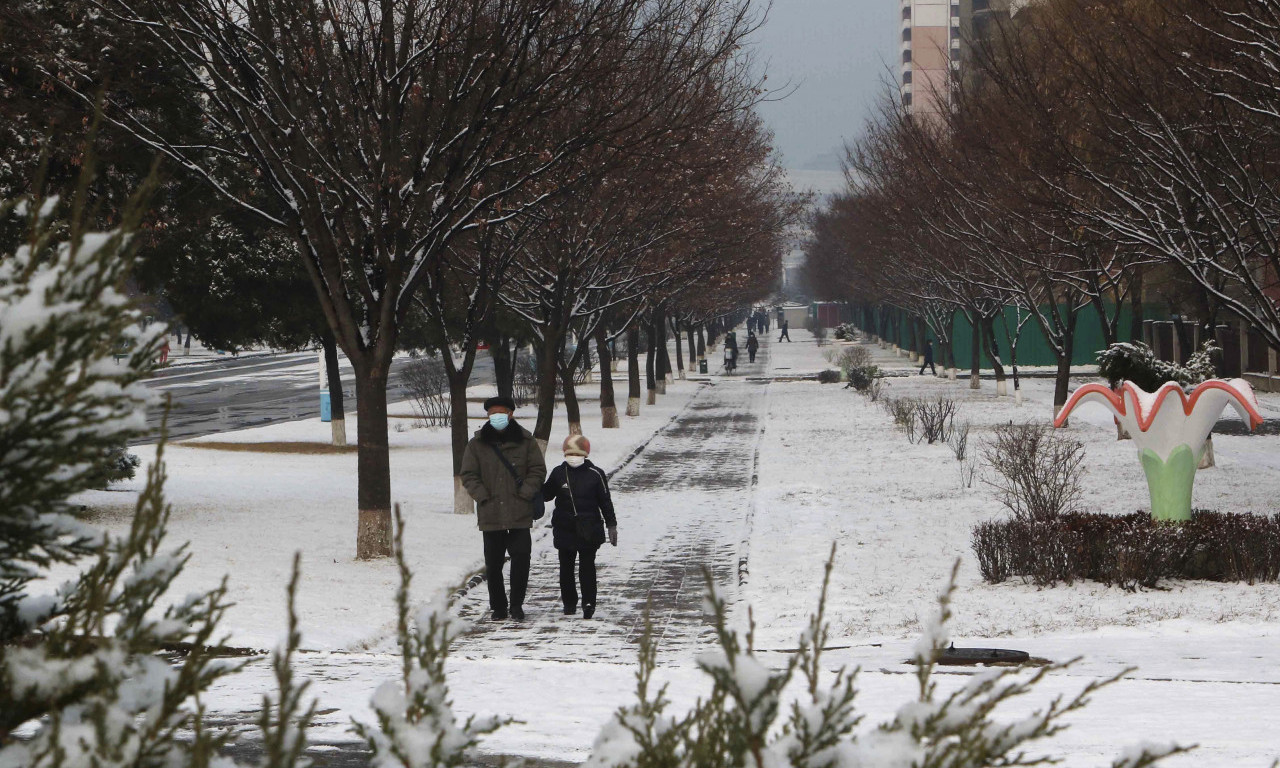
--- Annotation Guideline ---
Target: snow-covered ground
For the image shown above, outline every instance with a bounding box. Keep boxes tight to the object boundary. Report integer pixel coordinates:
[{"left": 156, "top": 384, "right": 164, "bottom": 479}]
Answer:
[
  {"left": 74, "top": 359, "right": 700, "bottom": 652},
  {"left": 73, "top": 330, "right": 1280, "bottom": 766}
]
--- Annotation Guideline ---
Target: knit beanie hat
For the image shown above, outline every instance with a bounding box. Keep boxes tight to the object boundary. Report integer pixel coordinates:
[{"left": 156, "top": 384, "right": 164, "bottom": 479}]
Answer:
[{"left": 562, "top": 434, "right": 591, "bottom": 457}]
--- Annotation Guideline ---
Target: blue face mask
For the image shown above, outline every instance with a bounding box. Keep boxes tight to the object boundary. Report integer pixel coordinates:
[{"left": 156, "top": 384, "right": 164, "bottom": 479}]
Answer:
[{"left": 488, "top": 413, "right": 510, "bottom": 430}]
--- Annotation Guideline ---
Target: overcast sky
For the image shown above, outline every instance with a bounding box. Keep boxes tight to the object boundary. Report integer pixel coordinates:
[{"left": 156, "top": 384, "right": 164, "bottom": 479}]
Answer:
[{"left": 750, "top": 0, "right": 898, "bottom": 171}]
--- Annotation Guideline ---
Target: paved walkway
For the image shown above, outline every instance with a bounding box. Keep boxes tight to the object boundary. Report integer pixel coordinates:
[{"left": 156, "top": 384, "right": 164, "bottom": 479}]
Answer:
[{"left": 452, "top": 334, "right": 771, "bottom": 663}]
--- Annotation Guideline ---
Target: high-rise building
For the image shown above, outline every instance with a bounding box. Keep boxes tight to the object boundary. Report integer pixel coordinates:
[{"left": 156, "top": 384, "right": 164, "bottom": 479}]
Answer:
[
  {"left": 899, "top": 0, "right": 960, "bottom": 122},
  {"left": 900, "top": 0, "right": 1015, "bottom": 121}
]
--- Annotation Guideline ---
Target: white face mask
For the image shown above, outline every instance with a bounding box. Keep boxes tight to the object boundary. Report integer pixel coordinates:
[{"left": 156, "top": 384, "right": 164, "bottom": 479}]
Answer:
[{"left": 565, "top": 456, "right": 586, "bottom": 468}]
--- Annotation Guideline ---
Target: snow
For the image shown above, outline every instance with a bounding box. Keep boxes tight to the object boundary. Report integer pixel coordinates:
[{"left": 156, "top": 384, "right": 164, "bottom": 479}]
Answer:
[
  {"left": 61, "top": 330, "right": 1280, "bottom": 767},
  {"left": 70, "top": 362, "right": 700, "bottom": 651}
]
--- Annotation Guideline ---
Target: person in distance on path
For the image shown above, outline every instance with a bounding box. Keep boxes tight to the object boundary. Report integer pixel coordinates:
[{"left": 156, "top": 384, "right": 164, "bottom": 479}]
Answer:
[
  {"left": 746, "top": 331, "right": 759, "bottom": 363},
  {"left": 919, "top": 339, "right": 937, "bottom": 376},
  {"left": 778, "top": 319, "right": 790, "bottom": 342},
  {"left": 461, "top": 396, "right": 547, "bottom": 622},
  {"left": 543, "top": 434, "right": 617, "bottom": 619}
]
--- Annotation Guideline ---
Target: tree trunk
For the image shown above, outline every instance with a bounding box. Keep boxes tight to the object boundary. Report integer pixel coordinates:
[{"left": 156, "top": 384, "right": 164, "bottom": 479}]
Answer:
[
  {"left": 434, "top": 333, "right": 481, "bottom": 516},
  {"left": 672, "top": 318, "right": 686, "bottom": 379},
  {"left": 321, "top": 330, "right": 347, "bottom": 447},
  {"left": 696, "top": 325, "right": 706, "bottom": 361},
  {"left": 597, "top": 326, "right": 619, "bottom": 428},
  {"left": 490, "top": 333, "right": 516, "bottom": 401},
  {"left": 646, "top": 324, "right": 658, "bottom": 405},
  {"left": 1052, "top": 310, "right": 1079, "bottom": 419},
  {"left": 448, "top": 371, "right": 474, "bottom": 514},
  {"left": 1130, "top": 264, "right": 1145, "bottom": 343},
  {"left": 627, "top": 327, "right": 642, "bottom": 416},
  {"left": 982, "top": 316, "right": 1007, "bottom": 396},
  {"left": 968, "top": 313, "right": 981, "bottom": 389},
  {"left": 533, "top": 332, "right": 561, "bottom": 452},
  {"left": 354, "top": 366, "right": 393, "bottom": 559},
  {"left": 655, "top": 316, "right": 670, "bottom": 393},
  {"left": 686, "top": 324, "right": 698, "bottom": 372},
  {"left": 560, "top": 360, "right": 582, "bottom": 436}
]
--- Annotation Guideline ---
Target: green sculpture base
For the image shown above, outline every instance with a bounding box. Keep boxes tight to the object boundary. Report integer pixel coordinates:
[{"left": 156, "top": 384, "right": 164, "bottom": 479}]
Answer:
[{"left": 1139, "top": 445, "right": 1199, "bottom": 522}]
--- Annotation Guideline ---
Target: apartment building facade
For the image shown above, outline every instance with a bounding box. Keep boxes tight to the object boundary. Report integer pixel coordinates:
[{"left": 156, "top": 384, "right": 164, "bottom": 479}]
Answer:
[{"left": 900, "top": 0, "right": 1014, "bottom": 120}]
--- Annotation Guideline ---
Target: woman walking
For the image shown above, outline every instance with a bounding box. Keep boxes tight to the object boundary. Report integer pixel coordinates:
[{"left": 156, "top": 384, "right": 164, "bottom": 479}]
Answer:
[{"left": 542, "top": 434, "right": 617, "bottom": 619}]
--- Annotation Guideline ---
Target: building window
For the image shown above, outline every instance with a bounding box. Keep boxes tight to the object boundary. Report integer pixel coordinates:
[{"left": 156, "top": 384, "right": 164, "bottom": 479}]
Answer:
[
  {"left": 973, "top": 0, "right": 989, "bottom": 9},
  {"left": 903, "top": 49, "right": 912, "bottom": 63},
  {"left": 902, "top": 28, "right": 912, "bottom": 41},
  {"left": 902, "top": 93, "right": 913, "bottom": 107},
  {"left": 903, "top": 6, "right": 911, "bottom": 19},
  {"left": 952, "top": 3, "right": 960, "bottom": 17},
  {"left": 902, "top": 70, "right": 913, "bottom": 84}
]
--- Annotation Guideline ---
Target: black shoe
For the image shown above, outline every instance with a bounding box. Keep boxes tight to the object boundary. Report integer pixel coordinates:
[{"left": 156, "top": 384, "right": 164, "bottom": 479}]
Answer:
[
  {"left": 583, "top": 604, "right": 595, "bottom": 619},
  {"left": 490, "top": 610, "right": 508, "bottom": 621},
  {"left": 563, "top": 605, "right": 577, "bottom": 616},
  {"left": 511, "top": 606, "right": 525, "bottom": 621}
]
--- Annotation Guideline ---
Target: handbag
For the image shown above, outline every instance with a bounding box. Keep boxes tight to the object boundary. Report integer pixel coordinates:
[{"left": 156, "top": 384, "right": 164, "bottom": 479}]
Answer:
[
  {"left": 564, "top": 464, "right": 605, "bottom": 547},
  {"left": 487, "top": 442, "right": 545, "bottom": 520}
]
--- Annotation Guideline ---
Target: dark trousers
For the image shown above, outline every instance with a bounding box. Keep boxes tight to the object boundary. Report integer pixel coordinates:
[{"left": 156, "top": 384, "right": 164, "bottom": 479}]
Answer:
[
  {"left": 748, "top": 350, "right": 757, "bottom": 362},
  {"left": 919, "top": 360, "right": 937, "bottom": 375},
  {"left": 483, "top": 528, "right": 531, "bottom": 613},
  {"left": 778, "top": 329, "right": 790, "bottom": 342},
  {"left": 558, "top": 544, "right": 598, "bottom": 609}
]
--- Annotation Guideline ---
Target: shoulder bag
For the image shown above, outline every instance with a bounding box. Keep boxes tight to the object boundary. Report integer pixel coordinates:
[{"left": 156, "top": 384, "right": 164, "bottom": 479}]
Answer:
[
  {"left": 564, "top": 463, "right": 605, "bottom": 547},
  {"left": 487, "top": 442, "right": 545, "bottom": 520}
]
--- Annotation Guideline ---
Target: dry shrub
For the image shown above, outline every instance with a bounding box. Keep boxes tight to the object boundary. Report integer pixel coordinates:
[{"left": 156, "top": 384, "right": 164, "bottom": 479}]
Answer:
[
  {"left": 915, "top": 396, "right": 958, "bottom": 444},
  {"left": 973, "top": 511, "right": 1280, "bottom": 589},
  {"left": 983, "top": 422, "right": 1084, "bottom": 522},
  {"left": 402, "top": 356, "right": 451, "bottom": 427},
  {"left": 949, "top": 420, "right": 971, "bottom": 461}
]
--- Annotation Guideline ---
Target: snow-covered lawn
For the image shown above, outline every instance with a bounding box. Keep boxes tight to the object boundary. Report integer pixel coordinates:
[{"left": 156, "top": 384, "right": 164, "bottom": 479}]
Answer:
[
  {"left": 73, "top": 364, "right": 700, "bottom": 651},
  {"left": 748, "top": 333, "right": 1280, "bottom": 646},
  {"left": 69, "top": 330, "right": 1280, "bottom": 767}
]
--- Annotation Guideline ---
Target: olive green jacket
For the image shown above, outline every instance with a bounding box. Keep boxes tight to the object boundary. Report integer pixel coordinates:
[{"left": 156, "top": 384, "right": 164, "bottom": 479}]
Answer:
[{"left": 460, "top": 421, "right": 547, "bottom": 531}]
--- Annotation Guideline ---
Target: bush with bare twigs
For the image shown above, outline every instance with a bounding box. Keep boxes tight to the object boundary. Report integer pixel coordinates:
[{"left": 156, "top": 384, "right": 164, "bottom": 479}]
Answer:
[{"left": 402, "top": 357, "right": 451, "bottom": 427}]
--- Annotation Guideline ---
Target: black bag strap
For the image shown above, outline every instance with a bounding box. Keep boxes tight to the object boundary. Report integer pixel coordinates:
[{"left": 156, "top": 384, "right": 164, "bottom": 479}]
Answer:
[
  {"left": 562, "top": 463, "right": 580, "bottom": 516},
  {"left": 487, "top": 442, "right": 523, "bottom": 487}
]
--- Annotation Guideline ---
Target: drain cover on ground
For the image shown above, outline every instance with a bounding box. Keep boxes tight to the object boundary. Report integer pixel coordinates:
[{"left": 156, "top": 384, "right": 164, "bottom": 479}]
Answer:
[{"left": 937, "top": 645, "right": 1030, "bottom": 665}]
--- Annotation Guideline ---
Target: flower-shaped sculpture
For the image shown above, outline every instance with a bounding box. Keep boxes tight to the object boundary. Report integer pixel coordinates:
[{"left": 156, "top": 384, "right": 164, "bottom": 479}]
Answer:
[{"left": 1054, "top": 379, "right": 1264, "bottom": 522}]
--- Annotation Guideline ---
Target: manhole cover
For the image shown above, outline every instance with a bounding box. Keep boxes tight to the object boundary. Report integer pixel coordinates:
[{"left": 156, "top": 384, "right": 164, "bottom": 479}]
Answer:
[{"left": 936, "top": 645, "right": 1030, "bottom": 665}]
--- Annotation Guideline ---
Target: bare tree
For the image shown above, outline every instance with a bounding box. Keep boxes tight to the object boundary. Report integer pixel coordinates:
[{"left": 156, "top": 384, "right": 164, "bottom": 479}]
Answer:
[{"left": 85, "top": 0, "right": 767, "bottom": 557}]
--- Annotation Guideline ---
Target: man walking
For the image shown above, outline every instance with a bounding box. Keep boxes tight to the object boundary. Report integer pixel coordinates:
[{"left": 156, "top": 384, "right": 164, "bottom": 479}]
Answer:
[
  {"left": 778, "top": 319, "right": 790, "bottom": 342},
  {"left": 919, "top": 339, "right": 937, "bottom": 376},
  {"left": 746, "top": 331, "right": 759, "bottom": 363},
  {"left": 461, "top": 396, "right": 547, "bottom": 621}
]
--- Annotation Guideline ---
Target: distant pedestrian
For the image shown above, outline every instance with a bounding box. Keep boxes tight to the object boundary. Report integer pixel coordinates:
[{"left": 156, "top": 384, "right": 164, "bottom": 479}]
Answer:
[
  {"left": 724, "top": 332, "right": 739, "bottom": 373},
  {"left": 919, "top": 340, "right": 937, "bottom": 376},
  {"left": 747, "top": 314, "right": 756, "bottom": 335},
  {"left": 159, "top": 337, "right": 170, "bottom": 364},
  {"left": 461, "top": 396, "right": 547, "bottom": 622},
  {"left": 543, "top": 434, "right": 616, "bottom": 619},
  {"left": 778, "top": 319, "right": 790, "bottom": 342},
  {"left": 761, "top": 311, "right": 769, "bottom": 332},
  {"left": 746, "top": 332, "right": 759, "bottom": 363}
]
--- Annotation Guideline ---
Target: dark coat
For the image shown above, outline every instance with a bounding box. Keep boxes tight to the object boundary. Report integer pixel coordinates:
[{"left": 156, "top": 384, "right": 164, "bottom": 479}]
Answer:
[
  {"left": 460, "top": 420, "right": 547, "bottom": 531},
  {"left": 541, "top": 460, "right": 616, "bottom": 550},
  {"left": 923, "top": 343, "right": 935, "bottom": 364},
  {"left": 746, "top": 335, "right": 759, "bottom": 354}
]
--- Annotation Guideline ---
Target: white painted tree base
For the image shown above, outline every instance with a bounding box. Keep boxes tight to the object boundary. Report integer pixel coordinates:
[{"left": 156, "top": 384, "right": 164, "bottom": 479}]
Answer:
[
  {"left": 331, "top": 418, "right": 347, "bottom": 447},
  {"left": 626, "top": 397, "right": 640, "bottom": 417},
  {"left": 453, "top": 476, "right": 473, "bottom": 515}
]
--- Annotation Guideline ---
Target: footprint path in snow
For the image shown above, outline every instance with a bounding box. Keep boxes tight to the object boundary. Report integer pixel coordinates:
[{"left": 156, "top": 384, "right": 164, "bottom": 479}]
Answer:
[{"left": 452, "top": 337, "right": 771, "bottom": 664}]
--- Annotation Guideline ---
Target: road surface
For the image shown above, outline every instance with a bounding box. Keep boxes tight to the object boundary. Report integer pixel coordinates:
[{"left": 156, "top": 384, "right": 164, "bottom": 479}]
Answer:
[{"left": 141, "top": 352, "right": 496, "bottom": 442}]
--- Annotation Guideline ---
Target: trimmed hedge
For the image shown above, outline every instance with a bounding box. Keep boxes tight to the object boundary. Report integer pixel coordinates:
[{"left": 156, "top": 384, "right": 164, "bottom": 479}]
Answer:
[{"left": 973, "top": 510, "right": 1280, "bottom": 589}]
